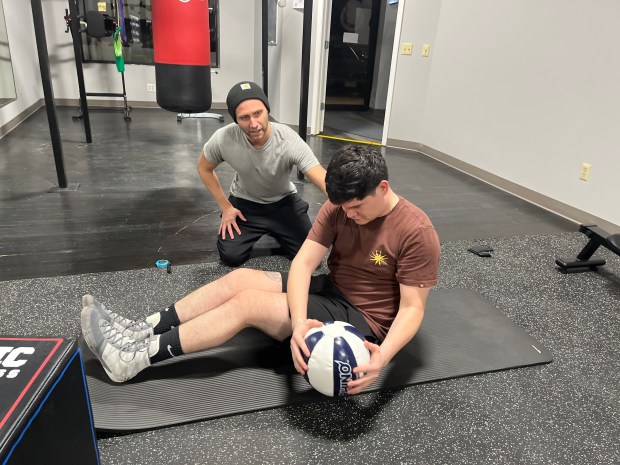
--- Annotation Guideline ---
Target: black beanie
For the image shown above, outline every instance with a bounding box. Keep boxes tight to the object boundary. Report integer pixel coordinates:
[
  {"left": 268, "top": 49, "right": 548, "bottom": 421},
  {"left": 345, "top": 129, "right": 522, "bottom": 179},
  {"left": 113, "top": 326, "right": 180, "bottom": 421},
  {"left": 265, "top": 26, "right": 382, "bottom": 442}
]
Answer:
[{"left": 226, "top": 81, "right": 270, "bottom": 123}]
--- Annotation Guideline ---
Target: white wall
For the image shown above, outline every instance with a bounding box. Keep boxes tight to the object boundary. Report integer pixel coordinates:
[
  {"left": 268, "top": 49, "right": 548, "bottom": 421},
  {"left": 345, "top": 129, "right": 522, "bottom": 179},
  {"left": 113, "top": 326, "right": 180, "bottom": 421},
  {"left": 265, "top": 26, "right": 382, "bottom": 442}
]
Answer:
[
  {"left": 386, "top": 0, "right": 441, "bottom": 142},
  {"left": 388, "top": 0, "right": 620, "bottom": 228},
  {"left": 0, "top": 0, "right": 42, "bottom": 129},
  {"left": 268, "top": 3, "right": 306, "bottom": 125}
]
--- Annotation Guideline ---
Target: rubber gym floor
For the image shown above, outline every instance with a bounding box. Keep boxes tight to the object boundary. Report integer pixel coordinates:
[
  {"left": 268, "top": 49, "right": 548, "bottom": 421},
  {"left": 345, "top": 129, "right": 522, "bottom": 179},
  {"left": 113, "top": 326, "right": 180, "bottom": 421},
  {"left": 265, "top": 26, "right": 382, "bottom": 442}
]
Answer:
[{"left": 1, "top": 106, "right": 618, "bottom": 464}]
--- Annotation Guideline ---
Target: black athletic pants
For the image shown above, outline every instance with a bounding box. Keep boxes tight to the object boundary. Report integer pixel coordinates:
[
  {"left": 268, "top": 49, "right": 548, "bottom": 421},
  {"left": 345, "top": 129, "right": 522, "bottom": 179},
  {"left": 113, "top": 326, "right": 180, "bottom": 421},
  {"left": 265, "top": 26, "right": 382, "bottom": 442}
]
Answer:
[{"left": 217, "top": 194, "right": 311, "bottom": 267}]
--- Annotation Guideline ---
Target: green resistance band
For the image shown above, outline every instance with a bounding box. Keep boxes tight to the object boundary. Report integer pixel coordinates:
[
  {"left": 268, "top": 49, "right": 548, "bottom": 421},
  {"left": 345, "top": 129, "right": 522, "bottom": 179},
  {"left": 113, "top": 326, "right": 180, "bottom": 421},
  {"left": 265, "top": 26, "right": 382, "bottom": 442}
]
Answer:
[{"left": 113, "top": 27, "right": 125, "bottom": 72}]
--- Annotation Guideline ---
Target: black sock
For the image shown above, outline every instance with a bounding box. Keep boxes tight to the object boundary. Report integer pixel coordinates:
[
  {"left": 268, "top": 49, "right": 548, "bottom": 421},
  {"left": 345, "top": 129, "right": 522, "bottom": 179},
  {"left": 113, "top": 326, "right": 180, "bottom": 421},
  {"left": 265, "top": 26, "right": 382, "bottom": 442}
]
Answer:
[
  {"left": 149, "top": 326, "right": 184, "bottom": 364},
  {"left": 152, "top": 303, "right": 181, "bottom": 335}
]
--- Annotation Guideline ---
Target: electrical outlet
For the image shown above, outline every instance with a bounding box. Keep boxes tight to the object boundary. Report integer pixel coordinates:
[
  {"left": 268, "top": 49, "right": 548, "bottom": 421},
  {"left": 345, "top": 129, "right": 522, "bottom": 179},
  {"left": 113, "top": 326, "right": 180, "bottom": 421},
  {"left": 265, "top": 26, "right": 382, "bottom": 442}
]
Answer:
[
  {"left": 401, "top": 43, "right": 413, "bottom": 55},
  {"left": 579, "top": 162, "right": 592, "bottom": 181},
  {"left": 422, "top": 44, "right": 431, "bottom": 57},
  {"left": 147, "top": 83, "right": 156, "bottom": 92}
]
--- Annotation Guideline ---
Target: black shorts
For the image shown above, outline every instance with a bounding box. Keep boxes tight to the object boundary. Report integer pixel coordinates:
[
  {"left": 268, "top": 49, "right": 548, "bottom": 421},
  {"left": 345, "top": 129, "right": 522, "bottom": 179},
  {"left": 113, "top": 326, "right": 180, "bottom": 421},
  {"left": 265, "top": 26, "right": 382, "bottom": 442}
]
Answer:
[{"left": 281, "top": 273, "right": 378, "bottom": 342}]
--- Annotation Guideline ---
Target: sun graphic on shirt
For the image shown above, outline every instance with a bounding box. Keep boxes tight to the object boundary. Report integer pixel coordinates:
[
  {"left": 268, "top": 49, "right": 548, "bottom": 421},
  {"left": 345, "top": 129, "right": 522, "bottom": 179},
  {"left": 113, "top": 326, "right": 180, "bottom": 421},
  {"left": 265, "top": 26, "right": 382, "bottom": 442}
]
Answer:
[{"left": 370, "top": 250, "right": 388, "bottom": 266}]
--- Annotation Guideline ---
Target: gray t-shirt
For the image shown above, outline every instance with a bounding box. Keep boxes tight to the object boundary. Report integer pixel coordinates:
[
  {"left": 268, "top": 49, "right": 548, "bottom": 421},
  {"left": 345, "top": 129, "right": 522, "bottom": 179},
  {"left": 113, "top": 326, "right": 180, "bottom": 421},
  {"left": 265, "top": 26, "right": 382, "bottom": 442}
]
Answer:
[{"left": 202, "top": 122, "right": 320, "bottom": 203}]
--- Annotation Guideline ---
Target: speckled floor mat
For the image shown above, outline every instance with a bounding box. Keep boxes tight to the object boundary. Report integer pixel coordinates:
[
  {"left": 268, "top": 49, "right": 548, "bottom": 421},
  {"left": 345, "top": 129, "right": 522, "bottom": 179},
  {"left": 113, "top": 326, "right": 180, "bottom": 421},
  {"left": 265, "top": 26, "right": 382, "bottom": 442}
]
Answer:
[{"left": 2, "top": 231, "right": 618, "bottom": 447}]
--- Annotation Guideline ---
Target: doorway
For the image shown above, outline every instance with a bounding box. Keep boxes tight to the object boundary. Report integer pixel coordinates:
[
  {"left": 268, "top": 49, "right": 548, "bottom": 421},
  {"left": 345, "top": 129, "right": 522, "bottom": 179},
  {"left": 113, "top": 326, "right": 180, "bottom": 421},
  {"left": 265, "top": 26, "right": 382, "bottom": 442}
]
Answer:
[
  {"left": 325, "top": 0, "right": 381, "bottom": 110},
  {"left": 321, "top": 0, "right": 395, "bottom": 142}
]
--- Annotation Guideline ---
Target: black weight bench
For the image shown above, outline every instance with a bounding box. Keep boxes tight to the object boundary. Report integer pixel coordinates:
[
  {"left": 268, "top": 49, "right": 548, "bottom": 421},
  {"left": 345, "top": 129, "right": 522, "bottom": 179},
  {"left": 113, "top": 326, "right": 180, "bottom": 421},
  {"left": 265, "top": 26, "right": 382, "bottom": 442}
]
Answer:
[{"left": 555, "top": 224, "right": 620, "bottom": 271}]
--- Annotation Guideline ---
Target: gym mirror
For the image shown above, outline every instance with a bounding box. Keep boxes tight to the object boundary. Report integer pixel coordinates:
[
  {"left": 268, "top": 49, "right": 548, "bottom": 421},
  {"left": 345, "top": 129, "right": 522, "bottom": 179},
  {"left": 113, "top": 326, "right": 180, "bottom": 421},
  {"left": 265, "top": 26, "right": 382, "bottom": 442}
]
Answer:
[{"left": 0, "top": 0, "right": 17, "bottom": 107}]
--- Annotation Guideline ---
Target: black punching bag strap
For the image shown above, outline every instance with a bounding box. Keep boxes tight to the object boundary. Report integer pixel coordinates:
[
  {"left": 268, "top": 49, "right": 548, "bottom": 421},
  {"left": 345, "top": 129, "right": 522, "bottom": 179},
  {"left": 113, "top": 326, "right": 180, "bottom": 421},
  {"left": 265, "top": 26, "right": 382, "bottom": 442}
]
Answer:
[{"left": 152, "top": 0, "right": 212, "bottom": 113}]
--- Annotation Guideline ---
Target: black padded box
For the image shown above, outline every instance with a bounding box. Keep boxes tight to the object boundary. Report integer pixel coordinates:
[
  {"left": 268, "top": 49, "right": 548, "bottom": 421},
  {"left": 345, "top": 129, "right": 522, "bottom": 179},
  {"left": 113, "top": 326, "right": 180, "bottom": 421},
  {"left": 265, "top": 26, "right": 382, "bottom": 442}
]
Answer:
[{"left": 0, "top": 337, "right": 99, "bottom": 464}]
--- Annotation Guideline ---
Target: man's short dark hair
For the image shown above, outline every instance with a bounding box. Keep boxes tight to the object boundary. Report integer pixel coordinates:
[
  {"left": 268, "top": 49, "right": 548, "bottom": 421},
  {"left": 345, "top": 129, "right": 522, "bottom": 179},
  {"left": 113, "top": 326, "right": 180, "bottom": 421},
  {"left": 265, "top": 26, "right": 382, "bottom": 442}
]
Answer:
[{"left": 325, "top": 145, "right": 389, "bottom": 205}]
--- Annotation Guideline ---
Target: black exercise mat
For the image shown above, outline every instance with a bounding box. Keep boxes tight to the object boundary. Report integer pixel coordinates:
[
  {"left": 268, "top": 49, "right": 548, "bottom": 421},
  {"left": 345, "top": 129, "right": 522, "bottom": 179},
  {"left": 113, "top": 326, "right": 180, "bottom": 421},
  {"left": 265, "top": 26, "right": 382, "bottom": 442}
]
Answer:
[{"left": 83, "top": 288, "right": 552, "bottom": 431}]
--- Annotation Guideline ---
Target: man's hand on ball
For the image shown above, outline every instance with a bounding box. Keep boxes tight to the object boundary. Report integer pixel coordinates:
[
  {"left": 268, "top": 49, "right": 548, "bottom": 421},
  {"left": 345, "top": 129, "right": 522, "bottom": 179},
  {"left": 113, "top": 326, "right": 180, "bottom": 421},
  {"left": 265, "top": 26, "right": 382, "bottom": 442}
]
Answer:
[
  {"left": 290, "top": 318, "right": 323, "bottom": 375},
  {"left": 347, "top": 340, "right": 383, "bottom": 395}
]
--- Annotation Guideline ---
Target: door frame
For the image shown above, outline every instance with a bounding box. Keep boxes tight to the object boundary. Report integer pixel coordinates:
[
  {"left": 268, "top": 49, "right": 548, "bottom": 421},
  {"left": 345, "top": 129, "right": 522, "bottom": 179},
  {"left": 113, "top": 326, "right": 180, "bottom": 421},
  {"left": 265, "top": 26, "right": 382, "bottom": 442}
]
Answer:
[{"left": 309, "top": 0, "right": 332, "bottom": 136}]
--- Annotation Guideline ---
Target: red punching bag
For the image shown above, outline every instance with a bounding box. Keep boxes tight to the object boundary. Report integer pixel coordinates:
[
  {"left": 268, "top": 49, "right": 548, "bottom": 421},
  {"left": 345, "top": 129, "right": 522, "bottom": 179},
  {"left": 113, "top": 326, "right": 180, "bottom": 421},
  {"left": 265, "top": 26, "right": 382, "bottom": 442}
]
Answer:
[{"left": 152, "top": 0, "right": 212, "bottom": 113}]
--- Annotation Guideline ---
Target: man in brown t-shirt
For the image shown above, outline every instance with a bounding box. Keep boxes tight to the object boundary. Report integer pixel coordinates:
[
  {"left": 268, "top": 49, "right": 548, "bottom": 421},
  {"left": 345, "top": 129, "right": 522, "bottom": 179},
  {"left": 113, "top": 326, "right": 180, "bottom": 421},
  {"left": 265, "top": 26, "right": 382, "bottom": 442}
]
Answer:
[
  {"left": 288, "top": 145, "right": 440, "bottom": 394},
  {"left": 80, "top": 146, "right": 440, "bottom": 393}
]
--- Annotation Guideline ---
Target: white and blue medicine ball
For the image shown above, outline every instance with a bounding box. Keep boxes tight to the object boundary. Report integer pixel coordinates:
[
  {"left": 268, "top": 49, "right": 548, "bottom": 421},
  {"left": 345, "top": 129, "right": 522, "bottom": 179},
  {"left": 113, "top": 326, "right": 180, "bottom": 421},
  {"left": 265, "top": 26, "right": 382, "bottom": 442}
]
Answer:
[{"left": 303, "top": 321, "right": 371, "bottom": 397}]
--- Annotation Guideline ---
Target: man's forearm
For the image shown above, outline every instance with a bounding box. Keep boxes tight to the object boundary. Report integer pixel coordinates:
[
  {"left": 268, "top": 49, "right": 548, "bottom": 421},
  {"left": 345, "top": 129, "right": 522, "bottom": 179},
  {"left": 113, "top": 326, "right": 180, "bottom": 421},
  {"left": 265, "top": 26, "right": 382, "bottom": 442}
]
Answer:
[
  {"left": 303, "top": 164, "right": 327, "bottom": 195},
  {"left": 287, "top": 240, "right": 329, "bottom": 330},
  {"left": 287, "top": 259, "right": 313, "bottom": 328},
  {"left": 379, "top": 306, "right": 424, "bottom": 366}
]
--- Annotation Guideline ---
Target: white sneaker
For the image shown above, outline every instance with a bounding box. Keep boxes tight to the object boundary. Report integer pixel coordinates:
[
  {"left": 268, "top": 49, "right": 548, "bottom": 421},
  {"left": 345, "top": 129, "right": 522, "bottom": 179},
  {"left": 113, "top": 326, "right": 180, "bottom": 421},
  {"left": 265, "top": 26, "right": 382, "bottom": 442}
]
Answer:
[
  {"left": 82, "top": 306, "right": 152, "bottom": 383},
  {"left": 82, "top": 294, "right": 153, "bottom": 341}
]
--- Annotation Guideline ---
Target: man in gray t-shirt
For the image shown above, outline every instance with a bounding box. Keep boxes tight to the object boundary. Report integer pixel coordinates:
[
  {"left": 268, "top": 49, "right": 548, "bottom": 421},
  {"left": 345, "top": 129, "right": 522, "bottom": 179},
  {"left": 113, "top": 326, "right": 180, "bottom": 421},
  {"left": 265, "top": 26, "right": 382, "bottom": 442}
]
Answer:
[{"left": 198, "top": 81, "right": 327, "bottom": 266}]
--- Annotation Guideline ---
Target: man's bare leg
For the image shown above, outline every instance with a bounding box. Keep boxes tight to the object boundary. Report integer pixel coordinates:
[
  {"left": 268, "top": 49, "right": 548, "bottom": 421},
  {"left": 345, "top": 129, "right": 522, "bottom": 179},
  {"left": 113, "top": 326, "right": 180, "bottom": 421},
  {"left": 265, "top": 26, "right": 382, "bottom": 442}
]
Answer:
[
  {"left": 178, "top": 288, "right": 292, "bottom": 353},
  {"left": 81, "top": 268, "right": 285, "bottom": 349},
  {"left": 141, "top": 268, "right": 283, "bottom": 335},
  {"left": 174, "top": 268, "right": 283, "bottom": 323}
]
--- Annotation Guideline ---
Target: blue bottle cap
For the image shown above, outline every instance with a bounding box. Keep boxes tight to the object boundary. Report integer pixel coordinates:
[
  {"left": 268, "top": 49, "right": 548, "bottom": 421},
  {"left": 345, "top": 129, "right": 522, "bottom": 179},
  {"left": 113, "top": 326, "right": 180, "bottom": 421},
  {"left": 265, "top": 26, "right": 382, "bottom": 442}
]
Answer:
[{"left": 155, "top": 259, "right": 170, "bottom": 268}]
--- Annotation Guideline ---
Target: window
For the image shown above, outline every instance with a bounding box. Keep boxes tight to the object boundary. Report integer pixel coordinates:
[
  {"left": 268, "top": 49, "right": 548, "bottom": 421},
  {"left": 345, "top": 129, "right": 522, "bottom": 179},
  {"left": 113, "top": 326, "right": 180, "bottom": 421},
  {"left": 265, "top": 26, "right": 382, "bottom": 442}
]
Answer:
[{"left": 77, "top": 0, "right": 219, "bottom": 68}]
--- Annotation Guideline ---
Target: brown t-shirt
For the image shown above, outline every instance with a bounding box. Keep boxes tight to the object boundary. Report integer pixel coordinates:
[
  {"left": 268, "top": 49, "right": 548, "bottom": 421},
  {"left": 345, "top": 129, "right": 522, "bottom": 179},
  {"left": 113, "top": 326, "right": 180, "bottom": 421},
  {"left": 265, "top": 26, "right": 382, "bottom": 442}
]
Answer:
[{"left": 307, "top": 196, "right": 440, "bottom": 340}]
